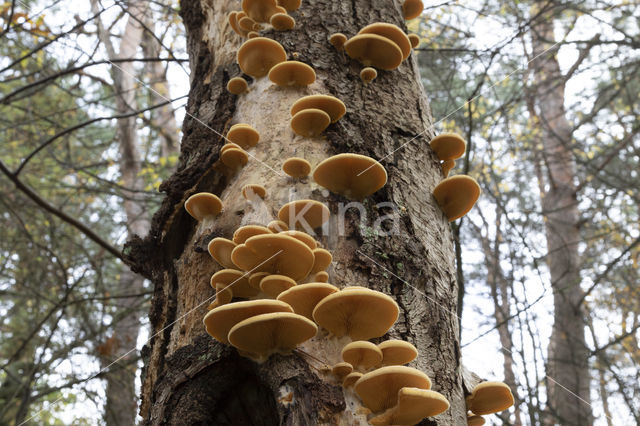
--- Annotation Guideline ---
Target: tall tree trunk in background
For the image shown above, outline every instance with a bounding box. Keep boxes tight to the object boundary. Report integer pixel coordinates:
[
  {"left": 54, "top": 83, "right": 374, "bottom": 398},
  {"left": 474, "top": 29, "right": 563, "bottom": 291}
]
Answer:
[
  {"left": 125, "top": 0, "right": 474, "bottom": 423},
  {"left": 93, "top": 2, "right": 151, "bottom": 424},
  {"left": 530, "top": 2, "right": 592, "bottom": 424}
]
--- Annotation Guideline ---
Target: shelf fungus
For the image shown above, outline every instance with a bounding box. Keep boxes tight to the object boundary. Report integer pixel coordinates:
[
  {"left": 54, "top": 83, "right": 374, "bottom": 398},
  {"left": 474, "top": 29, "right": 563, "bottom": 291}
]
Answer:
[
  {"left": 378, "top": 340, "right": 418, "bottom": 366},
  {"left": 291, "top": 94, "right": 346, "bottom": 123},
  {"left": 369, "top": 387, "right": 450, "bottom": 425},
  {"left": 237, "top": 37, "right": 287, "bottom": 78},
  {"left": 270, "top": 13, "right": 295, "bottom": 31},
  {"left": 408, "top": 33, "right": 420, "bottom": 48},
  {"left": 282, "top": 157, "right": 312, "bottom": 178},
  {"left": 313, "top": 271, "right": 329, "bottom": 282},
  {"left": 203, "top": 299, "right": 293, "bottom": 344},
  {"left": 220, "top": 147, "right": 249, "bottom": 169},
  {"left": 441, "top": 159, "right": 455, "bottom": 178},
  {"left": 248, "top": 271, "right": 270, "bottom": 290},
  {"left": 313, "top": 153, "right": 387, "bottom": 200},
  {"left": 231, "top": 234, "right": 314, "bottom": 281},
  {"left": 430, "top": 132, "right": 467, "bottom": 161},
  {"left": 291, "top": 108, "right": 331, "bottom": 137},
  {"left": 432, "top": 175, "right": 481, "bottom": 221},
  {"left": 211, "top": 269, "right": 259, "bottom": 299},
  {"left": 343, "top": 371, "right": 363, "bottom": 388},
  {"left": 360, "top": 67, "right": 377, "bottom": 84},
  {"left": 354, "top": 366, "right": 432, "bottom": 412},
  {"left": 277, "top": 0, "right": 300, "bottom": 12},
  {"left": 310, "top": 248, "right": 332, "bottom": 273},
  {"left": 241, "top": 184, "right": 267, "bottom": 200},
  {"left": 208, "top": 237, "right": 237, "bottom": 269},
  {"left": 232, "top": 225, "right": 272, "bottom": 244},
  {"left": 269, "top": 61, "right": 316, "bottom": 87},
  {"left": 227, "top": 124, "right": 260, "bottom": 149},
  {"left": 267, "top": 219, "right": 289, "bottom": 233},
  {"left": 359, "top": 23, "right": 411, "bottom": 61},
  {"left": 341, "top": 341, "right": 383, "bottom": 371},
  {"left": 242, "top": 0, "right": 280, "bottom": 23},
  {"left": 329, "top": 33, "right": 348, "bottom": 51},
  {"left": 402, "top": 0, "right": 424, "bottom": 20},
  {"left": 332, "top": 362, "right": 353, "bottom": 379},
  {"left": 278, "top": 199, "right": 330, "bottom": 229},
  {"left": 260, "top": 274, "right": 297, "bottom": 298},
  {"left": 208, "top": 282, "right": 233, "bottom": 310},
  {"left": 184, "top": 193, "right": 223, "bottom": 228},
  {"left": 312, "top": 287, "right": 399, "bottom": 340},
  {"left": 277, "top": 283, "right": 338, "bottom": 320},
  {"left": 228, "top": 312, "right": 318, "bottom": 362},
  {"left": 228, "top": 11, "right": 248, "bottom": 37},
  {"left": 466, "top": 381, "right": 514, "bottom": 415},
  {"left": 227, "top": 76, "right": 249, "bottom": 94},
  {"left": 467, "top": 414, "right": 486, "bottom": 425},
  {"left": 345, "top": 34, "right": 403, "bottom": 70}
]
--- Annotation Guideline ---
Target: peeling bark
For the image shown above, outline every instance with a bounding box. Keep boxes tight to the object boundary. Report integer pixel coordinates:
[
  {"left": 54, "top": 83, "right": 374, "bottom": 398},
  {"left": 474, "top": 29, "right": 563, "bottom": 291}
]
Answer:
[{"left": 125, "top": 0, "right": 468, "bottom": 424}]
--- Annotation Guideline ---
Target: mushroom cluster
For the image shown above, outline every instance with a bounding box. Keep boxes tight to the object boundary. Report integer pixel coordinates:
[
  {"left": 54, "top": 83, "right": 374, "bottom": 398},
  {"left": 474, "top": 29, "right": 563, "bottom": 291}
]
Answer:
[
  {"left": 465, "top": 381, "right": 515, "bottom": 424},
  {"left": 290, "top": 94, "right": 346, "bottom": 137},
  {"left": 228, "top": 0, "right": 299, "bottom": 40}
]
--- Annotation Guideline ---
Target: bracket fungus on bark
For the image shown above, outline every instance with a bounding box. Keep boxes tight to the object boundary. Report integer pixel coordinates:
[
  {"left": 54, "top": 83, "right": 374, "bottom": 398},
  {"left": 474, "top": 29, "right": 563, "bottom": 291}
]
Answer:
[
  {"left": 228, "top": 312, "right": 318, "bottom": 363},
  {"left": 267, "top": 219, "right": 289, "bottom": 233},
  {"left": 260, "top": 274, "right": 296, "bottom": 297},
  {"left": 184, "top": 192, "right": 223, "bottom": 223},
  {"left": 430, "top": 132, "right": 466, "bottom": 161},
  {"left": 279, "top": 230, "right": 317, "bottom": 250},
  {"left": 208, "top": 237, "right": 237, "bottom": 269},
  {"left": 378, "top": 340, "right": 418, "bottom": 366},
  {"left": 282, "top": 157, "right": 312, "bottom": 178},
  {"left": 231, "top": 234, "right": 314, "bottom": 281},
  {"left": 441, "top": 159, "right": 455, "bottom": 178},
  {"left": 359, "top": 23, "right": 411, "bottom": 61},
  {"left": 344, "top": 34, "right": 403, "bottom": 70},
  {"left": 208, "top": 282, "right": 233, "bottom": 310},
  {"left": 354, "top": 366, "right": 432, "bottom": 412},
  {"left": 369, "top": 387, "right": 450, "bottom": 425},
  {"left": 227, "top": 76, "right": 249, "bottom": 94},
  {"left": 343, "top": 371, "right": 363, "bottom": 388},
  {"left": 290, "top": 94, "right": 346, "bottom": 123},
  {"left": 276, "top": 282, "right": 338, "bottom": 320},
  {"left": 248, "top": 271, "right": 270, "bottom": 290},
  {"left": 313, "top": 153, "right": 387, "bottom": 200},
  {"left": 313, "top": 271, "right": 329, "bottom": 282},
  {"left": 269, "top": 61, "right": 316, "bottom": 87},
  {"left": 221, "top": 147, "right": 249, "bottom": 169},
  {"left": 241, "top": 183, "right": 267, "bottom": 200},
  {"left": 466, "top": 381, "right": 514, "bottom": 415},
  {"left": 332, "top": 362, "right": 354, "bottom": 379},
  {"left": 291, "top": 108, "right": 331, "bottom": 137},
  {"left": 408, "top": 33, "right": 420, "bottom": 48},
  {"left": 233, "top": 225, "right": 272, "bottom": 244},
  {"left": 270, "top": 13, "right": 295, "bottom": 31},
  {"left": 277, "top": 0, "right": 300, "bottom": 12},
  {"left": 238, "top": 15, "right": 257, "bottom": 32},
  {"left": 329, "top": 32, "right": 348, "bottom": 50},
  {"left": 310, "top": 248, "right": 332, "bottom": 273},
  {"left": 211, "top": 269, "right": 259, "bottom": 298},
  {"left": 432, "top": 175, "right": 481, "bottom": 221},
  {"left": 341, "top": 341, "right": 383, "bottom": 371},
  {"left": 203, "top": 299, "right": 293, "bottom": 345},
  {"left": 312, "top": 287, "right": 399, "bottom": 340},
  {"left": 237, "top": 37, "right": 287, "bottom": 77},
  {"left": 360, "top": 67, "right": 377, "bottom": 84},
  {"left": 227, "top": 124, "right": 260, "bottom": 149},
  {"left": 242, "top": 0, "right": 280, "bottom": 22},
  {"left": 402, "top": 0, "right": 424, "bottom": 20},
  {"left": 278, "top": 199, "right": 330, "bottom": 229},
  {"left": 467, "top": 414, "right": 486, "bottom": 425}
]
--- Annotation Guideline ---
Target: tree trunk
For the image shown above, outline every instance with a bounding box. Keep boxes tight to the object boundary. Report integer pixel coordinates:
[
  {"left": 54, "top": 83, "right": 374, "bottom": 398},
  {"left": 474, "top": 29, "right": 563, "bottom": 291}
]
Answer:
[
  {"left": 530, "top": 2, "right": 592, "bottom": 425},
  {"left": 125, "top": 0, "right": 469, "bottom": 424}
]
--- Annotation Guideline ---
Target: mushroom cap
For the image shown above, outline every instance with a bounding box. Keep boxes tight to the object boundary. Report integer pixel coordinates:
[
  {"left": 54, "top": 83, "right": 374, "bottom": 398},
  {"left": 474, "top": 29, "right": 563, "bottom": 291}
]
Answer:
[
  {"left": 311, "top": 248, "right": 332, "bottom": 273},
  {"left": 467, "top": 381, "right": 514, "bottom": 415},
  {"left": 343, "top": 371, "right": 363, "bottom": 387},
  {"left": 312, "top": 288, "right": 399, "bottom": 340},
  {"left": 208, "top": 237, "right": 238, "bottom": 269},
  {"left": 467, "top": 415, "right": 486, "bottom": 425},
  {"left": 209, "top": 282, "right": 233, "bottom": 310},
  {"left": 227, "top": 76, "right": 249, "bottom": 94},
  {"left": 247, "top": 31, "right": 260, "bottom": 39},
  {"left": 242, "top": 184, "right": 267, "bottom": 200},
  {"left": 228, "top": 11, "right": 245, "bottom": 37},
  {"left": 260, "top": 274, "right": 297, "bottom": 297},
  {"left": 408, "top": 33, "right": 420, "bottom": 48},
  {"left": 276, "top": 282, "right": 338, "bottom": 319},
  {"left": 269, "top": 61, "right": 315, "bottom": 87},
  {"left": 329, "top": 33, "right": 348, "bottom": 50},
  {"left": 203, "top": 299, "right": 293, "bottom": 344},
  {"left": 441, "top": 159, "right": 455, "bottom": 178},
  {"left": 248, "top": 271, "right": 270, "bottom": 290},
  {"left": 332, "top": 362, "right": 353, "bottom": 379},
  {"left": 233, "top": 225, "right": 272, "bottom": 244},
  {"left": 359, "top": 23, "right": 411, "bottom": 61},
  {"left": 278, "top": 199, "right": 330, "bottom": 229},
  {"left": 402, "top": 0, "right": 424, "bottom": 20},
  {"left": 277, "top": 0, "right": 300, "bottom": 11},
  {"left": 185, "top": 193, "right": 223, "bottom": 221},
  {"left": 344, "top": 34, "right": 403, "bottom": 70},
  {"left": 267, "top": 219, "right": 289, "bottom": 233},
  {"left": 221, "top": 147, "right": 249, "bottom": 168},
  {"left": 432, "top": 175, "right": 481, "bottom": 221},
  {"left": 313, "top": 271, "right": 329, "bottom": 282},
  {"left": 360, "top": 67, "right": 378, "bottom": 83},
  {"left": 342, "top": 341, "right": 383, "bottom": 370},
  {"left": 228, "top": 312, "right": 318, "bottom": 361},
  {"left": 354, "top": 366, "right": 432, "bottom": 412},
  {"left": 270, "top": 12, "right": 295, "bottom": 30},
  {"left": 231, "top": 234, "right": 314, "bottom": 281},
  {"left": 290, "top": 108, "right": 331, "bottom": 137},
  {"left": 279, "top": 230, "right": 317, "bottom": 250},
  {"left": 211, "top": 269, "right": 259, "bottom": 298},
  {"left": 290, "top": 94, "right": 346, "bottom": 123},
  {"left": 221, "top": 142, "right": 243, "bottom": 154},
  {"left": 238, "top": 15, "right": 257, "bottom": 32},
  {"left": 282, "top": 157, "right": 312, "bottom": 178},
  {"left": 237, "top": 37, "right": 287, "bottom": 77},
  {"left": 370, "top": 388, "right": 450, "bottom": 425},
  {"left": 227, "top": 124, "right": 260, "bottom": 149},
  {"left": 242, "top": 0, "right": 279, "bottom": 22},
  {"left": 378, "top": 340, "right": 418, "bottom": 366},
  {"left": 430, "top": 133, "right": 466, "bottom": 161},
  {"left": 313, "top": 153, "right": 387, "bottom": 200}
]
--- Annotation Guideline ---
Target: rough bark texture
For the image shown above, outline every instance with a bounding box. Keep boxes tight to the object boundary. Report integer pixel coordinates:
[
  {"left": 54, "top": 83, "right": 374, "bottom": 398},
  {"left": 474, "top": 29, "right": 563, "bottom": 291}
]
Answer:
[
  {"left": 530, "top": 3, "right": 592, "bottom": 425},
  {"left": 125, "top": 0, "right": 469, "bottom": 424}
]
